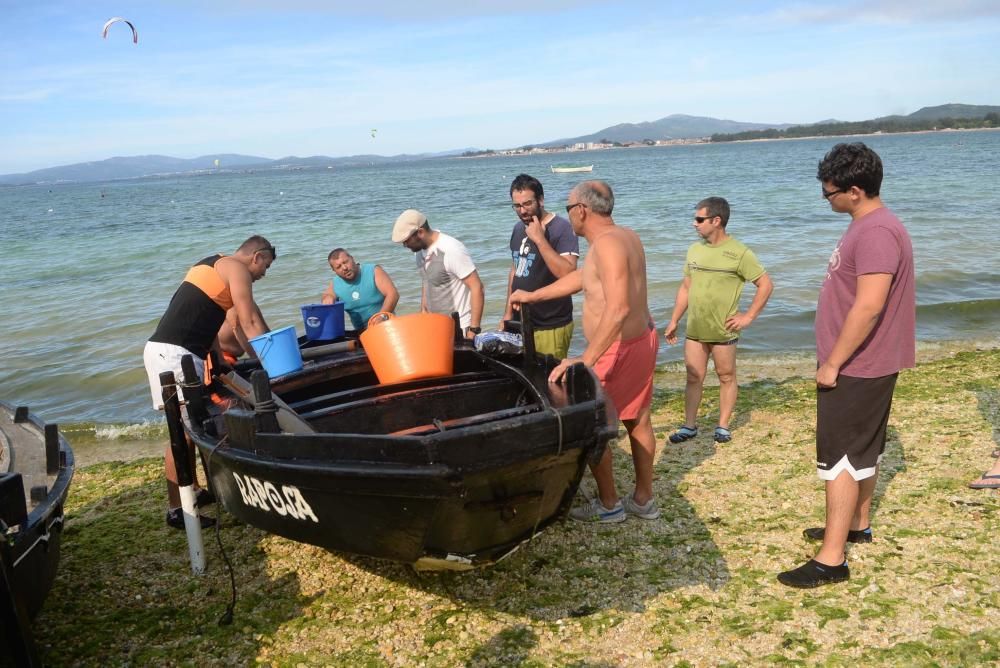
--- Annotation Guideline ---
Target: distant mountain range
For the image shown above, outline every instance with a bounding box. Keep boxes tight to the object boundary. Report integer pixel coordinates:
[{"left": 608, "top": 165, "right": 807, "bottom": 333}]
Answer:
[
  {"left": 540, "top": 104, "right": 999, "bottom": 147},
  {"left": 3, "top": 104, "right": 996, "bottom": 185},
  {"left": 537, "top": 114, "right": 797, "bottom": 146},
  {"left": 0, "top": 150, "right": 472, "bottom": 186}
]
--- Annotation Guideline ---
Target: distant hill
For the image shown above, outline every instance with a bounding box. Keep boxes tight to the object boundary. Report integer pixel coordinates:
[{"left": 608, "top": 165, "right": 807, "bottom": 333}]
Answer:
[
  {"left": 0, "top": 149, "right": 472, "bottom": 185},
  {"left": 710, "top": 104, "right": 1000, "bottom": 142},
  {"left": 5, "top": 104, "right": 997, "bottom": 184},
  {"left": 0, "top": 154, "right": 271, "bottom": 185},
  {"left": 904, "top": 103, "right": 1000, "bottom": 120},
  {"left": 539, "top": 114, "right": 794, "bottom": 146}
]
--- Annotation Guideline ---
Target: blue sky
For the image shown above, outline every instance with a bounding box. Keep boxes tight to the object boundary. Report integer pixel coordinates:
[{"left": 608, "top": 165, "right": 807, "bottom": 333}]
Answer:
[{"left": 2, "top": 0, "right": 998, "bottom": 174}]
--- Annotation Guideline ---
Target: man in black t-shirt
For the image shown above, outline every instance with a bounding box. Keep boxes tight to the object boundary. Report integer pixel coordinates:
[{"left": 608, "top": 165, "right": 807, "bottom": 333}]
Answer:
[{"left": 500, "top": 174, "right": 580, "bottom": 358}]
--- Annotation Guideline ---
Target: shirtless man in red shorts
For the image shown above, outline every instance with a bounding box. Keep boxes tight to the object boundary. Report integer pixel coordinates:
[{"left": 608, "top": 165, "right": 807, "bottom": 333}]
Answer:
[{"left": 511, "top": 181, "right": 659, "bottom": 523}]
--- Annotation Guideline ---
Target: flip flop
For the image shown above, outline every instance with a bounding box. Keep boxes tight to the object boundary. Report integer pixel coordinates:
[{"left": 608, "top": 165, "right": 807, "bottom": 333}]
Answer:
[
  {"left": 968, "top": 474, "right": 1000, "bottom": 490},
  {"left": 714, "top": 426, "right": 732, "bottom": 443}
]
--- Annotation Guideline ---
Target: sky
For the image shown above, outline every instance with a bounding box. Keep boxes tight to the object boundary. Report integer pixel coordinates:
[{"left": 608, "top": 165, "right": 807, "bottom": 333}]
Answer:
[{"left": 2, "top": 0, "right": 999, "bottom": 174}]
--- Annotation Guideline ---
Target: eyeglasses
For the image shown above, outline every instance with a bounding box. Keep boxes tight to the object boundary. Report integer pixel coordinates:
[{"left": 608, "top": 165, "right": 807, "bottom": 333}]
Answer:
[
  {"left": 694, "top": 215, "right": 717, "bottom": 223},
  {"left": 565, "top": 203, "right": 586, "bottom": 214},
  {"left": 511, "top": 199, "right": 536, "bottom": 210},
  {"left": 822, "top": 187, "right": 847, "bottom": 199}
]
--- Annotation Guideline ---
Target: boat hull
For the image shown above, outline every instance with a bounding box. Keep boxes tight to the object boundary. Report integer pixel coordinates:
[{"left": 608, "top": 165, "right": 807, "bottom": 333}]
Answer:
[
  {"left": 0, "top": 402, "right": 75, "bottom": 624},
  {"left": 188, "top": 349, "right": 615, "bottom": 569}
]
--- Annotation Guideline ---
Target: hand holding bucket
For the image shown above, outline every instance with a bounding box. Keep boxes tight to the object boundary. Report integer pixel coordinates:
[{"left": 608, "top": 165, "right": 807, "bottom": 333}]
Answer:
[
  {"left": 360, "top": 312, "right": 454, "bottom": 384},
  {"left": 367, "top": 312, "right": 393, "bottom": 328}
]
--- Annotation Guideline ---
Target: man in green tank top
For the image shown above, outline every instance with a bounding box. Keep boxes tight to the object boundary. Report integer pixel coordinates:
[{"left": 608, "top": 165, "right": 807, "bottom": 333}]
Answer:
[{"left": 664, "top": 197, "right": 773, "bottom": 444}]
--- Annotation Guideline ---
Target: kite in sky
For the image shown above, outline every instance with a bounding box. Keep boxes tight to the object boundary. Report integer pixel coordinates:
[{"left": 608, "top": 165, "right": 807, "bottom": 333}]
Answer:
[{"left": 102, "top": 17, "right": 138, "bottom": 44}]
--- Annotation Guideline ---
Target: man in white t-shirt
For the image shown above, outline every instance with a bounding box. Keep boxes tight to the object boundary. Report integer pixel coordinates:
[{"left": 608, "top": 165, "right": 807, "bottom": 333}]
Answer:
[{"left": 391, "top": 209, "right": 485, "bottom": 339}]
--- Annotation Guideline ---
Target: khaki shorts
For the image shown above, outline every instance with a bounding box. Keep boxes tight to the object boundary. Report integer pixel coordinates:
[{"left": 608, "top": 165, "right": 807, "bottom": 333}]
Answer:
[{"left": 533, "top": 322, "right": 574, "bottom": 359}]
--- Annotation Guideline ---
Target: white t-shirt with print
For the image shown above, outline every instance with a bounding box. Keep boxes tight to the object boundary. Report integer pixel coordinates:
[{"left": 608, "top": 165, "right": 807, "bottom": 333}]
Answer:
[{"left": 416, "top": 232, "right": 477, "bottom": 329}]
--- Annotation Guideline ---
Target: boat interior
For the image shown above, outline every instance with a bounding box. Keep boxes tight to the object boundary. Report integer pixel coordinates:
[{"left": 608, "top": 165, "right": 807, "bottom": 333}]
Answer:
[{"left": 268, "top": 351, "right": 555, "bottom": 437}]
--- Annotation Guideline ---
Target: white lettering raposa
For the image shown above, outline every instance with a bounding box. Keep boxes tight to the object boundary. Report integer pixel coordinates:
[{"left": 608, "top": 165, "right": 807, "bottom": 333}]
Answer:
[{"left": 231, "top": 472, "right": 319, "bottom": 523}]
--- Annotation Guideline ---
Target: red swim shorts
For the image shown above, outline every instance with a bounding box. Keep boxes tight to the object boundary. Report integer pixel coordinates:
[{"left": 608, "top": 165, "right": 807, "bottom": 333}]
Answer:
[{"left": 593, "top": 324, "right": 658, "bottom": 421}]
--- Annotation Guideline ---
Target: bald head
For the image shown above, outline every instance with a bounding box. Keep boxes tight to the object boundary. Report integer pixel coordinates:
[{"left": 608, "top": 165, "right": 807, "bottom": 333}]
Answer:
[{"left": 572, "top": 180, "right": 614, "bottom": 215}]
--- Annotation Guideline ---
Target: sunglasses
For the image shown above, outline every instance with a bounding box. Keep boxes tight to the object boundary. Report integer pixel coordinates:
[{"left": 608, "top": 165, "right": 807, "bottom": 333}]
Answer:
[
  {"left": 694, "top": 215, "right": 717, "bottom": 223},
  {"left": 258, "top": 245, "right": 277, "bottom": 259}
]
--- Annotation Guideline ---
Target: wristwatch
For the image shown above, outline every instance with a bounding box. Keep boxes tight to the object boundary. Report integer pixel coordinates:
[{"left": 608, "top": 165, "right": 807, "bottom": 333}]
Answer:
[{"left": 466, "top": 326, "right": 482, "bottom": 334}]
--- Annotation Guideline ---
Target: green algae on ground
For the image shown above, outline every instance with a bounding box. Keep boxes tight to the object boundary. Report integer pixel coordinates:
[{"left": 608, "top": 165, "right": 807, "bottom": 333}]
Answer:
[{"left": 31, "top": 347, "right": 1000, "bottom": 666}]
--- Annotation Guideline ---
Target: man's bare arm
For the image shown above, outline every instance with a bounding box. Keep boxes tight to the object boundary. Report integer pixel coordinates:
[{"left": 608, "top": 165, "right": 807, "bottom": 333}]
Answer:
[
  {"left": 726, "top": 273, "right": 774, "bottom": 332},
  {"left": 664, "top": 276, "right": 691, "bottom": 344},
  {"left": 461, "top": 270, "right": 485, "bottom": 335},
  {"left": 510, "top": 268, "right": 583, "bottom": 306},
  {"left": 525, "top": 215, "right": 577, "bottom": 278},
  {"left": 817, "top": 273, "right": 892, "bottom": 387},
  {"left": 223, "top": 259, "right": 267, "bottom": 339},
  {"left": 374, "top": 266, "right": 399, "bottom": 313},
  {"left": 500, "top": 266, "right": 516, "bottom": 328}
]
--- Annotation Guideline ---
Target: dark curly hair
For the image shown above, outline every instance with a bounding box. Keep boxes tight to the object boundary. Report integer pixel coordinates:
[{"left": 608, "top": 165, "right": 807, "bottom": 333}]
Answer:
[
  {"left": 817, "top": 142, "right": 883, "bottom": 197},
  {"left": 509, "top": 173, "right": 544, "bottom": 200}
]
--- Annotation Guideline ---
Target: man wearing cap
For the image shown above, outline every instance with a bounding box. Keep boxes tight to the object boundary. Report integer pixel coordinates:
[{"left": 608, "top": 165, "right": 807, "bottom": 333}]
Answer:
[{"left": 392, "top": 209, "right": 485, "bottom": 339}]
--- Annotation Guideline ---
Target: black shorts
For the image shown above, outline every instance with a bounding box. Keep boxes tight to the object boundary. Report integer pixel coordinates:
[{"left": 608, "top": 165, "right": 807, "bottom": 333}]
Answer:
[
  {"left": 686, "top": 337, "right": 738, "bottom": 346},
  {"left": 816, "top": 373, "right": 898, "bottom": 481}
]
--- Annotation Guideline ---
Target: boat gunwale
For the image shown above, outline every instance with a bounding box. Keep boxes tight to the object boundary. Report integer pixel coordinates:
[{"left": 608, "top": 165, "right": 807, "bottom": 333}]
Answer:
[{"left": 0, "top": 401, "right": 75, "bottom": 554}]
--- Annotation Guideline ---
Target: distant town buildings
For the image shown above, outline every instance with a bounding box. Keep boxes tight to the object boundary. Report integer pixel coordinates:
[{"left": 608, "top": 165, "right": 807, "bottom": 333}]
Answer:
[{"left": 462, "top": 137, "right": 706, "bottom": 159}]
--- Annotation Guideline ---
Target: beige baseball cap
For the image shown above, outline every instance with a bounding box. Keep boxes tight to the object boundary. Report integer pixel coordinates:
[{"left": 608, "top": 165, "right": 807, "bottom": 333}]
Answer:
[{"left": 391, "top": 209, "right": 427, "bottom": 242}]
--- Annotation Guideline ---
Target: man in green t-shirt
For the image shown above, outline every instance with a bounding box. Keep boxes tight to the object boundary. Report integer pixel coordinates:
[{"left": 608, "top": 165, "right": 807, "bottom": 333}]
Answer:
[{"left": 664, "top": 197, "right": 773, "bottom": 444}]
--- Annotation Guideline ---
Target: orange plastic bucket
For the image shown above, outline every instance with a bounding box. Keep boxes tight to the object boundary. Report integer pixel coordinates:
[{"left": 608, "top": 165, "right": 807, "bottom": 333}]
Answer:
[{"left": 359, "top": 312, "right": 455, "bottom": 384}]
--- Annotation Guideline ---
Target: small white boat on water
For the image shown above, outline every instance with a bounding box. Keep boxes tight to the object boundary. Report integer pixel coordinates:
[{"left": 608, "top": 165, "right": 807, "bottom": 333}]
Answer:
[{"left": 550, "top": 165, "right": 594, "bottom": 173}]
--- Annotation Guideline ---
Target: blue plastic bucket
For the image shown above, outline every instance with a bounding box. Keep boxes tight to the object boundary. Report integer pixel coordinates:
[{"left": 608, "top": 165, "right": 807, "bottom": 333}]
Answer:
[
  {"left": 300, "top": 302, "right": 345, "bottom": 341},
  {"left": 249, "top": 326, "right": 303, "bottom": 377}
]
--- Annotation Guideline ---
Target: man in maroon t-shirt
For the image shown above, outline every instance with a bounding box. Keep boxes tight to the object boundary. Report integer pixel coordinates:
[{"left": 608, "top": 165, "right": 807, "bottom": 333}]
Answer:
[{"left": 778, "top": 143, "right": 915, "bottom": 588}]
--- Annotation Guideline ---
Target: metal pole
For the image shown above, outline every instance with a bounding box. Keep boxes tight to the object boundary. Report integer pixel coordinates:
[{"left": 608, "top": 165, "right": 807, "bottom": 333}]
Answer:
[{"left": 160, "top": 371, "right": 206, "bottom": 575}]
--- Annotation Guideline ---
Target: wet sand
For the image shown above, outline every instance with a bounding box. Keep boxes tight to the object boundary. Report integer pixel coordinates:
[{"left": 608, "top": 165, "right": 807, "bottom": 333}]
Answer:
[{"left": 72, "top": 437, "right": 164, "bottom": 468}]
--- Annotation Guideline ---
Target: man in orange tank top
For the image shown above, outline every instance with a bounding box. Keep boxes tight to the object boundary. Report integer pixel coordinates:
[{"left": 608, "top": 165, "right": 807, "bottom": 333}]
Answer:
[{"left": 144, "top": 235, "right": 274, "bottom": 529}]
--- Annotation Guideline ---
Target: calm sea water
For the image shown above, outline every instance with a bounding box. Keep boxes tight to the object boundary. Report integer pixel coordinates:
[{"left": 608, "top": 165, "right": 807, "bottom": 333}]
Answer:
[{"left": 1, "top": 130, "right": 998, "bottom": 431}]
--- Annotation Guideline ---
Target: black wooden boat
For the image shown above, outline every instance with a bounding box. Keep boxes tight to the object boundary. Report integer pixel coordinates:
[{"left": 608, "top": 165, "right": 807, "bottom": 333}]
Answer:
[
  {"left": 181, "top": 332, "right": 616, "bottom": 570},
  {"left": 1, "top": 401, "right": 75, "bottom": 664}
]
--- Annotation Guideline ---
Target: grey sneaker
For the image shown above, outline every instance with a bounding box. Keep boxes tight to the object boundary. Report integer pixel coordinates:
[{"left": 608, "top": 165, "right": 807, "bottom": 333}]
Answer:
[
  {"left": 623, "top": 494, "right": 660, "bottom": 520},
  {"left": 568, "top": 497, "right": 626, "bottom": 523}
]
